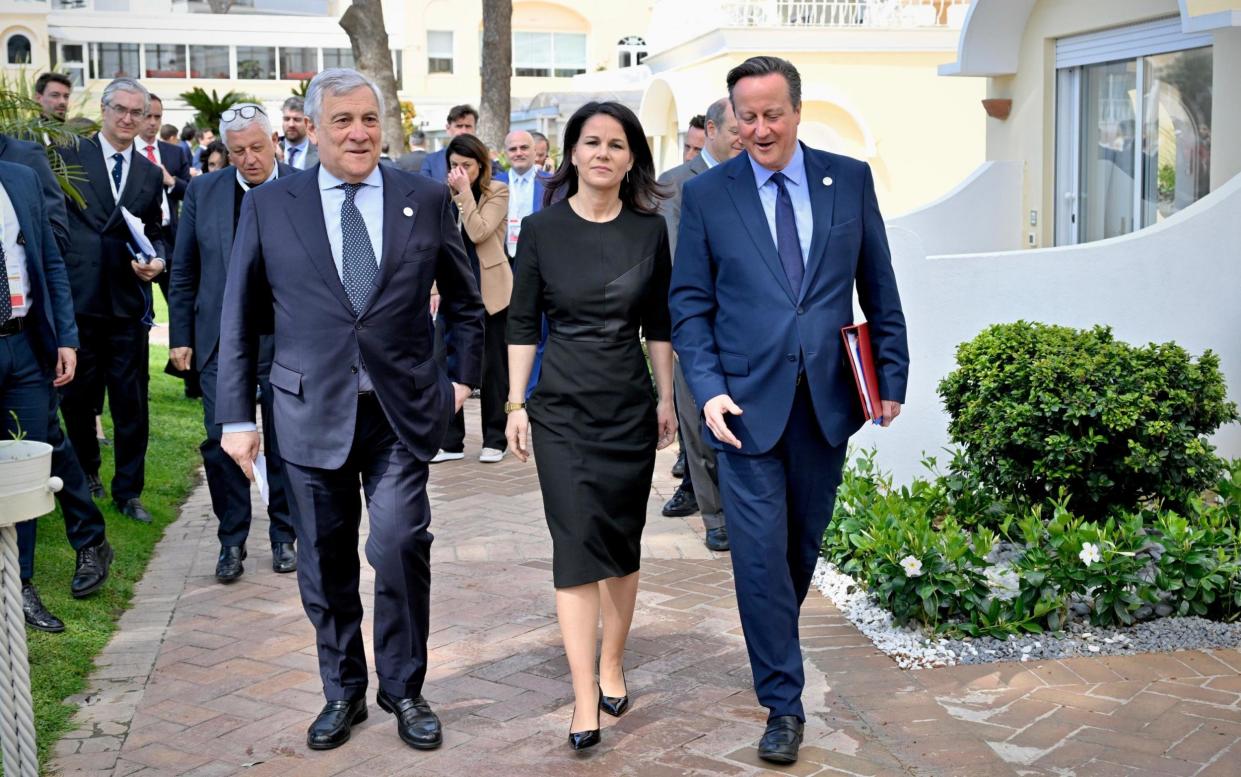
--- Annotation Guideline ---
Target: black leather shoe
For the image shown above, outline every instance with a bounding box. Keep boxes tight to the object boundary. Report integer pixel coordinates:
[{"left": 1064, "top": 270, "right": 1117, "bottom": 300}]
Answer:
[
  {"left": 671, "top": 449, "right": 686, "bottom": 478},
  {"left": 376, "top": 689, "right": 442, "bottom": 750},
  {"left": 661, "top": 484, "right": 699, "bottom": 517},
  {"left": 306, "top": 698, "right": 368, "bottom": 750},
  {"left": 22, "top": 582, "right": 64, "bottom": 633},
  {"left": 569, "top": 689, "right": 601, "bottom": 751},
  {"left": 704, "top": 525, "right": 730, "bottom": 552},
  {"left": 599, "top": 670, "right": 629, "bottom": 717},
  {"left": 216, "top": 545, "right": 246, "bottom": 582},
  {"left": 757, "top": 715, "right": 804, "bottom": 765},
  {"left": 71, "top": 540, "right": 114, "bottom": 598},
  {"left": 271, "top": 542, "right": 297, "bottom": 573},
  {"left": 86, "top": 473, "right": 105, "bottom": 500},
  {"left": 116, "top": 498, "right": 152, "bottom": 524}
]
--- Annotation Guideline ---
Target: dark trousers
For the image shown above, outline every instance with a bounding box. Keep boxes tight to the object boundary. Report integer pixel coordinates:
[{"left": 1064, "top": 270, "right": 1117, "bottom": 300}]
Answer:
[
  {"left": 2, "top": 330, "right": 50, "bottom": 582},
  {"left": 717, "top": 381, "right": 848, "bottom": 722},
  {"left": 673, "top": 360, "right": 723, "bottom": 529},
  {"left": 283, "top": 394, "right": 433, "bottom": 701},
  {"left": 442, "top": 307, "right": 507, "bottom": 452},
  {"left": 61, "top": 316, "right": 149, "bottom": 502},
  {"left": 46, "top": 381, "right": 108, "bottom": 552},
  {"left": 199, "top": 343, "right": 296, "bottom": 547}
]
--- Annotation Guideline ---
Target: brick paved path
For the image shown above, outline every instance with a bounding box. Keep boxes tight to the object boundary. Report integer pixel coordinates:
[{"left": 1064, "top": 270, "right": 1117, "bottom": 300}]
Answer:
[{"left": 48, "top": 402, "right": 1241, "bottom": 776}]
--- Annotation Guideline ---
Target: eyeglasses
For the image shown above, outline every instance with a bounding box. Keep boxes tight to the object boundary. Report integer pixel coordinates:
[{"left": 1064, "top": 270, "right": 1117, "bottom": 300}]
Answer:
[
  {"left": 106, "top": 103, "right": 146, "bottom": 120},
  {"left": 221, "top": 104, "right": 267, "bottom": 123}
]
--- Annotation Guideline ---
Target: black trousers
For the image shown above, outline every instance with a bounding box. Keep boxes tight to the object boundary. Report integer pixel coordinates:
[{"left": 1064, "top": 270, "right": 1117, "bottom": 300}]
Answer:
[
  {"left": 61, "top": 316, "right": 149, "bottom": 502},
  {"left": 441, "top": 307, "right": 507, "bottom": 452},
  {"left": 199, "top": 341, "right": 296, "bottom": 547},
  {"left": 283, "top": 394, "right": 433, "bottom": 701}
]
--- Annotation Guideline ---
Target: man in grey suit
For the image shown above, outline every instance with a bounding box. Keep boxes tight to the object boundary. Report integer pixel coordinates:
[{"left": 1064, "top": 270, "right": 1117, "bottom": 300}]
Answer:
[
  {"left": 217, "top": 69, "right": 485, "bottom": 753},
  {"left": 169, "top": 103, "right": 301, "bottom": 583},
  {"left": 395, "top": 130, "right": 428, "bottom": 173},
  {"left": 657, "top": 97, "right": 742, "bottom": 552},
  {"left": 280, "top": 96, "right": 320, "bottom": 171}
]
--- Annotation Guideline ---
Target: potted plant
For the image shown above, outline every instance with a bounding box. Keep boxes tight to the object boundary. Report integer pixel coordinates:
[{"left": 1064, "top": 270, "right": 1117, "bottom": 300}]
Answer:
[{"left": 0, "top": 436, "right": 60, "bottom": 527}]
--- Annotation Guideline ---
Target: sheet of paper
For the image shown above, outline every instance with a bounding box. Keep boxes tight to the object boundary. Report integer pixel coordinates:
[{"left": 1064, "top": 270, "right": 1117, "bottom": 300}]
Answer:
[
  {"left": 846, "top": 330, "right": 876, "bottom": 419},
  {"left": 253, "top": 452, "right": 270, "bottom": 506},
  {"left": 120, "top": 206, "right": 157, "bottom": 259}
]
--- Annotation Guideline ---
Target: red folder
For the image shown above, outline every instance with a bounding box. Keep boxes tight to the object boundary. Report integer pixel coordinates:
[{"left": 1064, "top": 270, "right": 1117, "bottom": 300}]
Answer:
[{"left": 841, "top": 322, "right": 882, "bottom": 421}]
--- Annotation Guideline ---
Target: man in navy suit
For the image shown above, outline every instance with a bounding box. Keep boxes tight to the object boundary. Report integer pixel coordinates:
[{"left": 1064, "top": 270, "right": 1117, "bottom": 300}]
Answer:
[
  {"left": 0, "top": 160, "right": 114, "bottom": 634},
  {"left": 419, "top": 104, "right": 507, "bottom": 184},
  {"left": 216, "top": 69, "right": 485, "bottom": 753},
  {"left": 137, "top": 94, "right": 191, "bottom": 300},
  {"left": 55, "top": 77, "right": 167, "bottom": 525},
  {"left": 169, "top": 103, "right": 300, "bottom": 583},
  {"left": 671, "top": 56, "right": 909, "bottom": 765}
]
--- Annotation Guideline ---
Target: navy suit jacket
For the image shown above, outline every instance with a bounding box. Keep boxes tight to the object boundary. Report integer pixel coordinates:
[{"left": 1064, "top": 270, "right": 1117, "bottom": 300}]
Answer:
[
  {"left": 55, "top": 135, "right": 167, "bottom": 320},
  {"left": 158, "top": 139, "right": 191, "bottom": 232},
  {"left": 169, "top": 163, "right": 298, "bottom": 369},
  {"left": 0, "top": 133, "right": 70, "bottom": 256},
  {"left": 670, "top": 144, "right": 909, "bottom": 454},
  {"left": 0, "top": 161, "right": 79, "bottom": 368},
  {"left": 215, "top": 163, "right": 486, "bottom": 468}
]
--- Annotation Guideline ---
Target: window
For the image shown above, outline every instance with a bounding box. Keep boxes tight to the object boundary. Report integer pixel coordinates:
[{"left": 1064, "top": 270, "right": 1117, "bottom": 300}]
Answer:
[
  {"left": 280, "top": 47, "right": 317, "bottom": 80},
  {"left": 92, "top": 42, "right": 139, "bottom": 79},
  {"left": 6, "top": 34, "right": 32, "bottom": 65},
  {"left": 323, "top": 47, "right": 355, "bottom": 69},
  {"left": 189, "top": 45, "right": 229, "bottom": 79},
  {"left": 513, "top": 31, "right": 586, "bottom": 78},
  {"left": 617, "top": 35, "right": 647, "bottom": 68},
  {"left": 236, "top": 46, "right": 276, "bottom": 79},
  {"left": 1054, "top": 19, "right": 1213, "bottom": 245},
  {"left": 427, "top": 30, "right": 453, "bottom": 74},
  {"left": 145, "top": 43, "right": 187, "bottom": 78},
  {"left": 60, "top": 43, "right": 86, "bottom": 86}
]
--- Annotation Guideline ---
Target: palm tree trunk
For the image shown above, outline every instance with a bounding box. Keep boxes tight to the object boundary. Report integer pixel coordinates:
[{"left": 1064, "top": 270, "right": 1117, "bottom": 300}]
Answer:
[
  {"left": 479, "top": 0, "right": 513, "bottom": 154},
  {"left": 340, "top": 0, "right": 404, "bottom": 160}
]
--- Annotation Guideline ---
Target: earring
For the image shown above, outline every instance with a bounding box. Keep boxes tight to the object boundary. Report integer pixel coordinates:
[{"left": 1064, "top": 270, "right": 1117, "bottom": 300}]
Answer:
[{"left": 625, "top": 170, "right": 630, "bottom": 184}]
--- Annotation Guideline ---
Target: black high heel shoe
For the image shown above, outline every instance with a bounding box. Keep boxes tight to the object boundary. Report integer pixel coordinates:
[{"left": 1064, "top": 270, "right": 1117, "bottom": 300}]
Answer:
[
  {"left": 568, "top": 689, "right": 601, "bottom": 751},
  {"left": 598, "top": 669, "right": 629, "bottom": 717}
]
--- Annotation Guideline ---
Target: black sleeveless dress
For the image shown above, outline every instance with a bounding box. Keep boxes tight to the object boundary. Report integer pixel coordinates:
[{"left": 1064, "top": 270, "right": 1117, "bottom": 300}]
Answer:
[{"left": 507, "top": 200, "right": 672, "bottom": 588}]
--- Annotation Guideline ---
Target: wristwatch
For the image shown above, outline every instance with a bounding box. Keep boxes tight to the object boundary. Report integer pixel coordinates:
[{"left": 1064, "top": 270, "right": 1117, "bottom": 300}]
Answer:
[{"left": 504, "top": 401, "right": 526, "bottom": 413}]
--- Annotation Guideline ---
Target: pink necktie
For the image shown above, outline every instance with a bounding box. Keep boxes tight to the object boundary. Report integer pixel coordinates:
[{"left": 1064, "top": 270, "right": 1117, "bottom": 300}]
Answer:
[{"left": 145, "top": 145, "right": 157, "bottom": 163}]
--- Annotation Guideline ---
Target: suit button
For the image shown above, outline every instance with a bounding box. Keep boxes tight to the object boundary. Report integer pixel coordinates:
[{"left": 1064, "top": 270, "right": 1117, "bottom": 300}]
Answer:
[
  {"left": 350, "top": 366, "right": 358, "bottom": 374},
  {"left": 354, "top": 322, "right": 363, "bottom": 330},
  {"left": 797, "top": 307, "right": 804, "bottom": 315},
  {"left": 786, "top": 354, "right": 796, "bottom": 362}
]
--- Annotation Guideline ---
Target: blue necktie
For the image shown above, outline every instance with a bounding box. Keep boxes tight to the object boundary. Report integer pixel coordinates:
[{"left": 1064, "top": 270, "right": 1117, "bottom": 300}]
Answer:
[
  {"left": 287, "top": 146, "right": 299, "bottom": 168},
  {"left": 770, "top": 172, "right": 804, "bottom": 296},
  {"left": 339, "top": 182, "right": 378, "bottom": 315},
  {"left": 1, "top": 240, "right": 12, "bottom": 325},
  {"left": 110, "top": 152, "right": 123, "bottom": 193}
]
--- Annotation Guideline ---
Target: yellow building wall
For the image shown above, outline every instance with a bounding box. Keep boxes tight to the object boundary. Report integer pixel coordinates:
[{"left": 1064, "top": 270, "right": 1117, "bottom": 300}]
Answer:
[{"left": 1, "top": 13, "right": 52, "bottom": 79}]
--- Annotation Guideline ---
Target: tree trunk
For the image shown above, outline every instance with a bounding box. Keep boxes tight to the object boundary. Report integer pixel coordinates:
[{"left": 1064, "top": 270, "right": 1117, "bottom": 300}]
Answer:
[
  {"left": 340, "top": 0, "right": 405, "bottom": 158},
  {"left": 478, "top": 0, "right": 512, "bottom": 154},
  {"left": 206, "top": 0, "right": 235, "bottom": 12}
]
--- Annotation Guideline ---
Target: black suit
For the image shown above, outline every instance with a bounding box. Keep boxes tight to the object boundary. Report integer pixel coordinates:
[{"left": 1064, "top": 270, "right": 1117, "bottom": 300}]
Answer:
[
  {"left": 169, "top": 164, "right": 299, "bottom": 548},
  {"left": 139, "top": 138, "right": 190, "bottom": 301},
  {"left": 55, "top": 134, "right": 166, "bottom": 503}
]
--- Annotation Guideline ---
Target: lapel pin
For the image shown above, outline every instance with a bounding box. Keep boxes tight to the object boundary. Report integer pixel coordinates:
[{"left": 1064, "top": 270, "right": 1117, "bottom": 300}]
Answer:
[
  {"left": 403, "top": 206, "right": 413, "bottom": 217},
  {"left": 822, "top": 176, "right": 833, "bottom": 187}
]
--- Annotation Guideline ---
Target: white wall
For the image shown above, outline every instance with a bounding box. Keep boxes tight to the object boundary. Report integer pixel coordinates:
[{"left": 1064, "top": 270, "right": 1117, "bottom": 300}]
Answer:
[
  {"left": 888, "top": 160, "right": 1024, "bottom": 255},
  {"left": 856, "top": 171, "right": 1241, "bottom": 484}
]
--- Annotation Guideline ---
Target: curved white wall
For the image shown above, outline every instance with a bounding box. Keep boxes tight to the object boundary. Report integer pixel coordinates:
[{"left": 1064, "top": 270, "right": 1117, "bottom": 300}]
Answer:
[
  {"left": 857, "top": 172, "right": 1241, "bottom": 484},
  {"left": 888, "top": 160, "right": 1024, "bottom": 255}
]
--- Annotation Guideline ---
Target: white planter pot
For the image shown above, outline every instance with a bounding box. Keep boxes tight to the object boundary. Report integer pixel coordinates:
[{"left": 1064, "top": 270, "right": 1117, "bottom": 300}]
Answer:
[{"left": 0, "top": 441, "right": 61, "bottom": 528}]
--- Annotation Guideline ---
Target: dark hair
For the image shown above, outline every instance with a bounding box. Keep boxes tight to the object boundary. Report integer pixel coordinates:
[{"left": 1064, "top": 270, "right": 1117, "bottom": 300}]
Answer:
[
  {"left": 35, "top": 72, "right": 72, "bottom": 95},
  {"left": 446, "top": 104, "right": 478, "bottom": 125},
  {"left": 445, "top": 134, "right": 493, "bottom": 198},
  {"left": 159, "top": 123, "right": 179, "bottom": 140},
  {"left": 688, "top": 114, "right": 706, "bottom": 130},
  {"left": 200, "top": 140, "right": 228, "bottom": 173},
  {"left": 282, "top": 96, "right": 305, "bottom": 114},
  {"left": 542, "top": 101, "right": 665, "bottom": 215},
  {"left": 180, "top": 123, "right": 197, "bottom": 143},
  {"left": 726, "top": 55, "right": 802, "bottom": 111},
  {"left": 529, "top": 130, "right": 548, "bottom": 145}
]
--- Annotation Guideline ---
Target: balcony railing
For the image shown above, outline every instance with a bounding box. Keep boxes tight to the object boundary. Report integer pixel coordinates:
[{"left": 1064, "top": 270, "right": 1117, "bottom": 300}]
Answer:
[{"left": 720, "top": 0, "right": 970, "bottom": 28}]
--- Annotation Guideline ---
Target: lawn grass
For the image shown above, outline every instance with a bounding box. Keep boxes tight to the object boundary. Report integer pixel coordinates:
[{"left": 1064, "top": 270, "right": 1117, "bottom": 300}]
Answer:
[{"left": 21, "top": 343, "right": 203, "bottom": 773}]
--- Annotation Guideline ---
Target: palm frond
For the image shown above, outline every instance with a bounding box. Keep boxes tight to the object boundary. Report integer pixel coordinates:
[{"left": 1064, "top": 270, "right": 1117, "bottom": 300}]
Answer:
[{"left": 0, "top": 88, "right": 95, "bottom": 209}]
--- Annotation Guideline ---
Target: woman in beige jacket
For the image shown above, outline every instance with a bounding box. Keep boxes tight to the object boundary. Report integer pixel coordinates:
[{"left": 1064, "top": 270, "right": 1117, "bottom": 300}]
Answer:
[{"left": 432, "top": 134, "right": 513, "bottom": 463}]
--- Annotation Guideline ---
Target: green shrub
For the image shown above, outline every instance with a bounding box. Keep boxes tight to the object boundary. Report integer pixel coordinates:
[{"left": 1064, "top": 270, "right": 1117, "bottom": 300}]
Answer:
[{"left": 938, "top": 322, "right": 1237, "bottom": 518}]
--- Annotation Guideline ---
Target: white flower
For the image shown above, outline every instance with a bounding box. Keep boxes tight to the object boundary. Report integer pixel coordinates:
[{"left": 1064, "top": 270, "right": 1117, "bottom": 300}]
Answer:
[
  {"left": 1079, "top": 542, "right": 1102, "bottom": 567},
  {"left": 899, "top": 555, "right": 924, "bottom": 578}
]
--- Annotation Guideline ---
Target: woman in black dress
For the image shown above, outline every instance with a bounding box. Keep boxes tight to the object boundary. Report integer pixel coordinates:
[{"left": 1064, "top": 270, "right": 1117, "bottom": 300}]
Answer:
[{"left": 505, "top": 102, "right": 676, "bottom": 751}]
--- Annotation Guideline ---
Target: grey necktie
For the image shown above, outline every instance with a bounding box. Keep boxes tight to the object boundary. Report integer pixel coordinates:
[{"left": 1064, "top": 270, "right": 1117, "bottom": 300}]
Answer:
[{"left": 338, "top": 182, "right": 378, "bottom": 315}]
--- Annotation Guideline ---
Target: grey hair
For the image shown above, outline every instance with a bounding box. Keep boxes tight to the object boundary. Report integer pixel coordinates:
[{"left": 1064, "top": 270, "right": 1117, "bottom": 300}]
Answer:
[
  {"left": 101, "top": 77, "right": 150, "bottom": 112},
  {"left": 219, "top": 103, "right": 273, "bottom": 148},
  {"left": 304, "top": 68, "right": 383, "bottom": 125},
  {"left": 704, "top": 97, "right": 729, "bottom": 129}
]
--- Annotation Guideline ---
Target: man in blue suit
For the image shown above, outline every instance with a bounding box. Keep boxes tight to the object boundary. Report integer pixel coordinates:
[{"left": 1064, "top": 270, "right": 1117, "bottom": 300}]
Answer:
[
  {"left": 419, "top": 104, "right": 507, "bottom": 185},
  {"left": 216, "top": 69, "right": 485, "bottom": 753},
  {"left": 168, "top": 103, "right": 301, "bottom": 583},
  {"left": 670, "top": 56, "right": 909, "bottom": 765},
  {"left": 0, "top": 160, "right": 114, "bottom": 634},
  {"left": 500, "top": 129, "right": 546, "bottom": 398}
]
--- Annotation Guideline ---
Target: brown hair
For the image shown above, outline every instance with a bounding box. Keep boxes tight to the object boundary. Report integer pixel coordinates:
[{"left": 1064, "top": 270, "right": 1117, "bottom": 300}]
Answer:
[{"left": 445, "top": 133, "right": 492, "bottom": 197}]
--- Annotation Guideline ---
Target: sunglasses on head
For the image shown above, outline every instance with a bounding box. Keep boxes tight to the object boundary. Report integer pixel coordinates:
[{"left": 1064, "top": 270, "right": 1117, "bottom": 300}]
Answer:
[{"left": 221, "top": 104, "right": 267, "bottom": 122}]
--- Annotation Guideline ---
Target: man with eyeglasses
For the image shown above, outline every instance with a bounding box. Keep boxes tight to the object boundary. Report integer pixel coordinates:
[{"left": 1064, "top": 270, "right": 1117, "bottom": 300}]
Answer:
[
  {"left": 54, "top": 76, "right": 167, "bottom": 526},
  {"left": 169, "top": 102, "right": 302, "bottom": 583}
]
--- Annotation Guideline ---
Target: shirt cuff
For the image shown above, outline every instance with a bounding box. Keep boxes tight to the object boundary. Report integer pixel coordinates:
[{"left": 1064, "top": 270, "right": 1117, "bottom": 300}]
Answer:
[{"left": 222, "top": 422, "right": 258, "bottom": 434}]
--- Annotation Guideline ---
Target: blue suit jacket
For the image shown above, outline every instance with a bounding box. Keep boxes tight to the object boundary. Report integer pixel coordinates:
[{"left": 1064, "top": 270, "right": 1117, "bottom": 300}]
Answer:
[
  {"left": 0, "top": 133, "right": 70, "bottom": 256},
  {"left": 670, "top": 144, "right": 909, "bottom": 454},
  {"left": 0, "top": 161, "right": 79, "bottom": 368},
  {"left": 215, "top": 164, "right": 486, "bottom": 468}
]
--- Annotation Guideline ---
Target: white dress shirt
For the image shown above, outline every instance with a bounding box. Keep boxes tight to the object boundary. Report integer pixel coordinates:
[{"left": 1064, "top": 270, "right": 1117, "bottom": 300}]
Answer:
[
  {"left": 0, "top": 179, "right": 31, "bottom": 319},
  {"left": 749, "top": 143, "right": 814, "bottom": 265},
  {"left": 318, "top": 164, "right": 385, "bottom": 276},
  {"left": 98, "top": 133, "right": 133, "bottom": 203},
  {"left": 140, "top": 140, "right": 172, "bottom": 226},
  {"left": 236, "top": 164, "right": 279, "bottom": 192},
  {"left": 506, "top": 166, "right": 538, "bottom": 256}
]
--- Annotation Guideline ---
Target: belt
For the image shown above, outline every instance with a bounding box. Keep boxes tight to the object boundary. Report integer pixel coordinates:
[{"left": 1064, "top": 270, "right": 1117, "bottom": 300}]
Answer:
[{"left": 0, "top": 317, "right": 25, "bottom": 337}]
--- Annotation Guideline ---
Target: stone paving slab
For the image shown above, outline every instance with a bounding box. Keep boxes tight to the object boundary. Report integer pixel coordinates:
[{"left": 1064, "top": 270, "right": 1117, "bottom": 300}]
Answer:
[{"left": 47, "top": 402, "right": 1241, "bottom": 776}]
